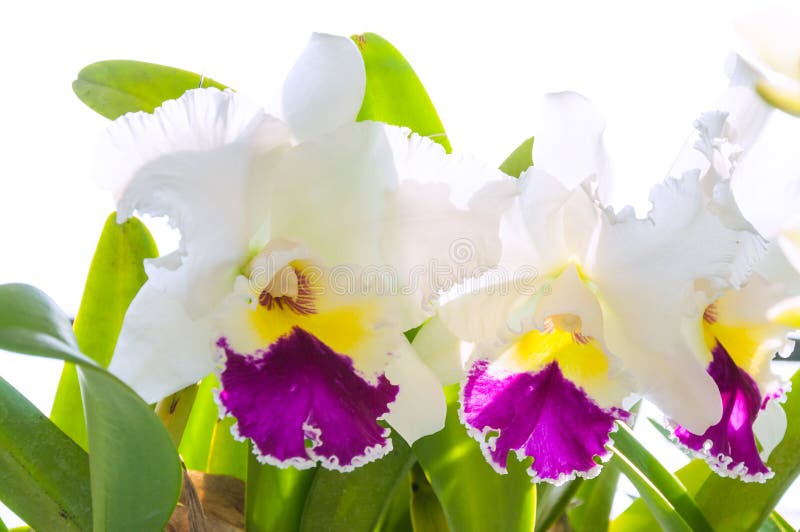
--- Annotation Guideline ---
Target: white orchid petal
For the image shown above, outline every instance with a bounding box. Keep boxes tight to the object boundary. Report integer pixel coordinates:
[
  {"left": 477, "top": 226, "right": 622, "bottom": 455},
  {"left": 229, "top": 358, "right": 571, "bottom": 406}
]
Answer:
[
  {"left": 754, "top": 399, "right": 788, "bottom": 463},
  {"left": 109, "top": 279, "right": 217, "bottom": 404},
  {"left": 383, "top": 341, "right": 446, "bottom": 444},
  {"left": 382, "top": 130, "right": 517, "bottom": 302},
  {"left": 410, "top": 315, "right": 465, "bottom": 386},
  {"left": 731, "top": 111, "right": 800, "bottom": 240},
  {"left": 591, "top": 174, "right": 765, "bottom": 432},
  {"left": 111, "top": 90, "right": 291, "bottom": 317},
  {"left": 251, "top": 121, "right": 513, "bottom": 312},
  {"left": 99, "top": 88, "right": 274, "bottom": 199},
  {"left": 282, "top": 33, "right": 366, "bottom": 141},
  {"left": 533, "top": 265, "right": 604, "bottom": 341},
  {"left": 438, "top": 281, "right": 536, "bottom": 346},
  {"left": 736, "top": 6, "right": 800, "bottom": 82},
  {"left": 534, "top": 92, "right": 612, "bottom": 194}
]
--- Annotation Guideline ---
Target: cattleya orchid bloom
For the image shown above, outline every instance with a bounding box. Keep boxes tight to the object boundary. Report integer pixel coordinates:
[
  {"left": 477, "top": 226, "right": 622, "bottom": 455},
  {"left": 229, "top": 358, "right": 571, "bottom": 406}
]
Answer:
[
  {"left": 668, "top": 106, "right": 799, "bottom": 481},
  {"left": 103, "top": 33, "right": 515, "bottom": 471},
  {"left": 417, "top": 92, "right": 764, "bottom": 484}
]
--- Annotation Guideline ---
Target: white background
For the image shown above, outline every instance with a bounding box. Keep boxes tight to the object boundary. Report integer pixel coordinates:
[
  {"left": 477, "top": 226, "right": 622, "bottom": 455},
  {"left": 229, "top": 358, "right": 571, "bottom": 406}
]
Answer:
[{"left": 1, "top": 0, "right": 798, "bottom": 528}]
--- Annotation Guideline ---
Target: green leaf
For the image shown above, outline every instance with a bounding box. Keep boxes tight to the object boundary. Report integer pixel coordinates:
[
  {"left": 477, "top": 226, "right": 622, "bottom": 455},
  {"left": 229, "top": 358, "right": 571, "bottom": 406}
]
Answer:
[
  {"left": 74, "top": 60, "right": 227, "bottom": 119},
  {"left": 759, "top": 511, "right": 795, "bottom": 532},
  {"left": 206, "top": 415, "right": 248, "bottom": 480},
  {"left": 51, "top": 213, "right": 157, "bottom": 448},
  {"left": 535, "top": 481, "right": 583, "bottom": 532},
  {"left": 180, "top": 374, "right": 247, "bottom": 480},
  {"left": 692, "top": 369, "right": 800, "bottom": 531},
  {"left": 376, "top": 471, "right": 413, "bottom": 532},
  {"left": 568, "top": 464, "right": 620, "bottom": 532},
  {"left": 409, "top": 462, "right": 450, "bottom": 532},
  {"left": 155, "top": 384, "right": 199, "bottom": 447},
  {"left": 0, "top": 283, "right": 181, "bottom": 531},
  {"left": 0, "top": 376, "right": 91, "bottom": 531},
  {"left": 499, "top": 137, "right": 534, "bottom": 178},
  {"left": 180, "top": 374, "right": 219, "bottom": 470},
  {"left": 413, "top": 385, "right": 536, "bottom": 532},
  {"left": 298, "top": 437, "right": 416, "bottom": 531},
  {"left": 0, "top": 517, "right": 6, "bottom": 532},
  {"left": 610, "top": 460, "right": 708, "bottom": 532},
  {"left": 246, "top": 453, "right": 316, "bottom": 532},
  {"left": 352, "top": 33, "right": 452, "bottom": 153},
  {"left": 607, "top": 449, "right": 691, "bottom": 532},
  {"left": 611, "top": 423, "right": 712, "bottom": 532}
]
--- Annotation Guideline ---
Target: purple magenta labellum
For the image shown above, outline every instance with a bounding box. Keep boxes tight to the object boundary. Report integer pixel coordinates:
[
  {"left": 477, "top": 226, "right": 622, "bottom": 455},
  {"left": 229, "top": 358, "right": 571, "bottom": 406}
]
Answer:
[
  {"left": 217, "top": 327, "right": 399, "bottom": 471},
  {"left": 461, "top": 359, "right": 628, "bottom": 485},
  {"left": 674, "top": 342, "right": 773, "bottom": 482}
]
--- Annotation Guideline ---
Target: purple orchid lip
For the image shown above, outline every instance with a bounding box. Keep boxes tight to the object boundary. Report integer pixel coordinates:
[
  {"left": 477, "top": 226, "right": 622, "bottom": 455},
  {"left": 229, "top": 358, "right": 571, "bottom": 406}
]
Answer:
[
  {"left": 216, "top": 327, "right": 399, "bottom": 472},
  {"left": 674, "top": 341, "right": 775, "bottom": 483},
  {"left": 461, "top": 359, "right": 628, "bottom": 485}
]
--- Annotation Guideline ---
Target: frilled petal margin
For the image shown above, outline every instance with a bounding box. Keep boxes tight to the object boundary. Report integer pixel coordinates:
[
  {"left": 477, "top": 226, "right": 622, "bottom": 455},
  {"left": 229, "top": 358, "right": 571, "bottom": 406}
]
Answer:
[
  {"left": 217, "top": 327, "right": 399, "bottom": 472},
  {"left": 674, "top": 342, "right": 774, "bottom": 482},
  {"left": 461, "top": 360, "right": 628, "bottom": 485}
]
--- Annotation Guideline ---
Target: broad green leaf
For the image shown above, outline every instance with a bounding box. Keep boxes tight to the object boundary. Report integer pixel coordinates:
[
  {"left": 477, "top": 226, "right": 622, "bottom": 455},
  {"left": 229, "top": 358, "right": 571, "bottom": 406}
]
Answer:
[
  {"left": 499, "top": 137, "right": 534, "bottom": 178},
  {"left": 51, "top": 213, "right": 157, "bottom": 448},
  {"left": 607, "top": 450, "right": 691, "bottom": 532},
  {"left": 180, "top": 374, "right": 218, "bottom": 469},
  {"left": 376, "top": 471, "right": 414, "bottom": 532},
  {"left": 567, "top": 464, "right": 620, "bottom": 532},
  {"left": 693, "top": 369, "right": 800, "bottom": 531},
  {"left": 180, "top": 374, "right": 247, "bottom": 480},
  {"left": 760, "top": 511, "right": 795, "bottom": 532},
  {"left": 246, "top": 452, "right": 316, "bottom": 532},
  {"left": 0, "top": 376, "right": 91, "bottom": 531},
  {"left": 611, "top": 423, "right": 711, "bottom": 532},
  {"left": 535, "top": 481, "right": 583, "bottom": 532},
  {"left": 299, "top": 437, "right": 416, "bottom": 531},
  {"left": 352, "top": 33, "right": 452, "bottom": 153},
  {"left": 568, "top": 401, "right": 641, "bottom": 532},
  {"left": 155, "top": 384, "right": 199, "bottom": 447},
  {"left": 206, "top": 415, "right": 248, "bottom": 480},
  {"left": 410, "top": 462, "right": 450, "bottom": 532},
  {"left": 0, "top": 517, "right": 5, "bottom": 532},
  {"left": 610, "top": 460, "right": 708, "bottom": 532},
  {"left": 413, "top": 385, "right": 536, "bottom": 532},
  {"left": 0, "top": 283, "right": 181, "bottom": 531},
  {"left": 74, "top": 60, "right": 227, "bottom": 119}
]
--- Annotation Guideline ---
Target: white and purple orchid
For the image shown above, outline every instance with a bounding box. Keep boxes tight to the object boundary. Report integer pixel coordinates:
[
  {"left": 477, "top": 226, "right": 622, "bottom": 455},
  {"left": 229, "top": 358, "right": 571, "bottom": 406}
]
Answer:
[
  {"left": 102, "top": 34, "right": 515, "bottom": 472},
  {"left": 665, "top": 82, "right": 800, "bottom": 482},
  {"left": 416, "top": 92, "right": 766, "bottom": 485}
]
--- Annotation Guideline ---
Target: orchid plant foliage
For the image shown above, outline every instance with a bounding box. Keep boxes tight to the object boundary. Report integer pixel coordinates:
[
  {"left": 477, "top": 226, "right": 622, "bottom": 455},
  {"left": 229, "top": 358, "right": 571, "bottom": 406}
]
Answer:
[{"left": 1, "top": 17, "right": 800, "bottom": 532}]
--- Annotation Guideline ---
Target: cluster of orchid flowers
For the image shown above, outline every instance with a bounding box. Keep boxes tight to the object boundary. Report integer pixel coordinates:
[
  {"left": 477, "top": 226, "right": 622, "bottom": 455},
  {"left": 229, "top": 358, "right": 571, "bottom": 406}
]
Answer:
[{"left": 102, "top": 31, "right": 800, "bottom": 486}]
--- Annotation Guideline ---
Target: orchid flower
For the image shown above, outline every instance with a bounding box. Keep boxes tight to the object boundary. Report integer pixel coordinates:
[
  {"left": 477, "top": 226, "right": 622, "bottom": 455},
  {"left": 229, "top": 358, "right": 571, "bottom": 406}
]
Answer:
[
  {"left": 667, "top": 104, "right": 800, "bottom": 481},
  {"left": 415, "top": 92, "right": 764, "bottom": 485},
  {"left": 102, "top": 33, "right": 515, "bottom": 471}
]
